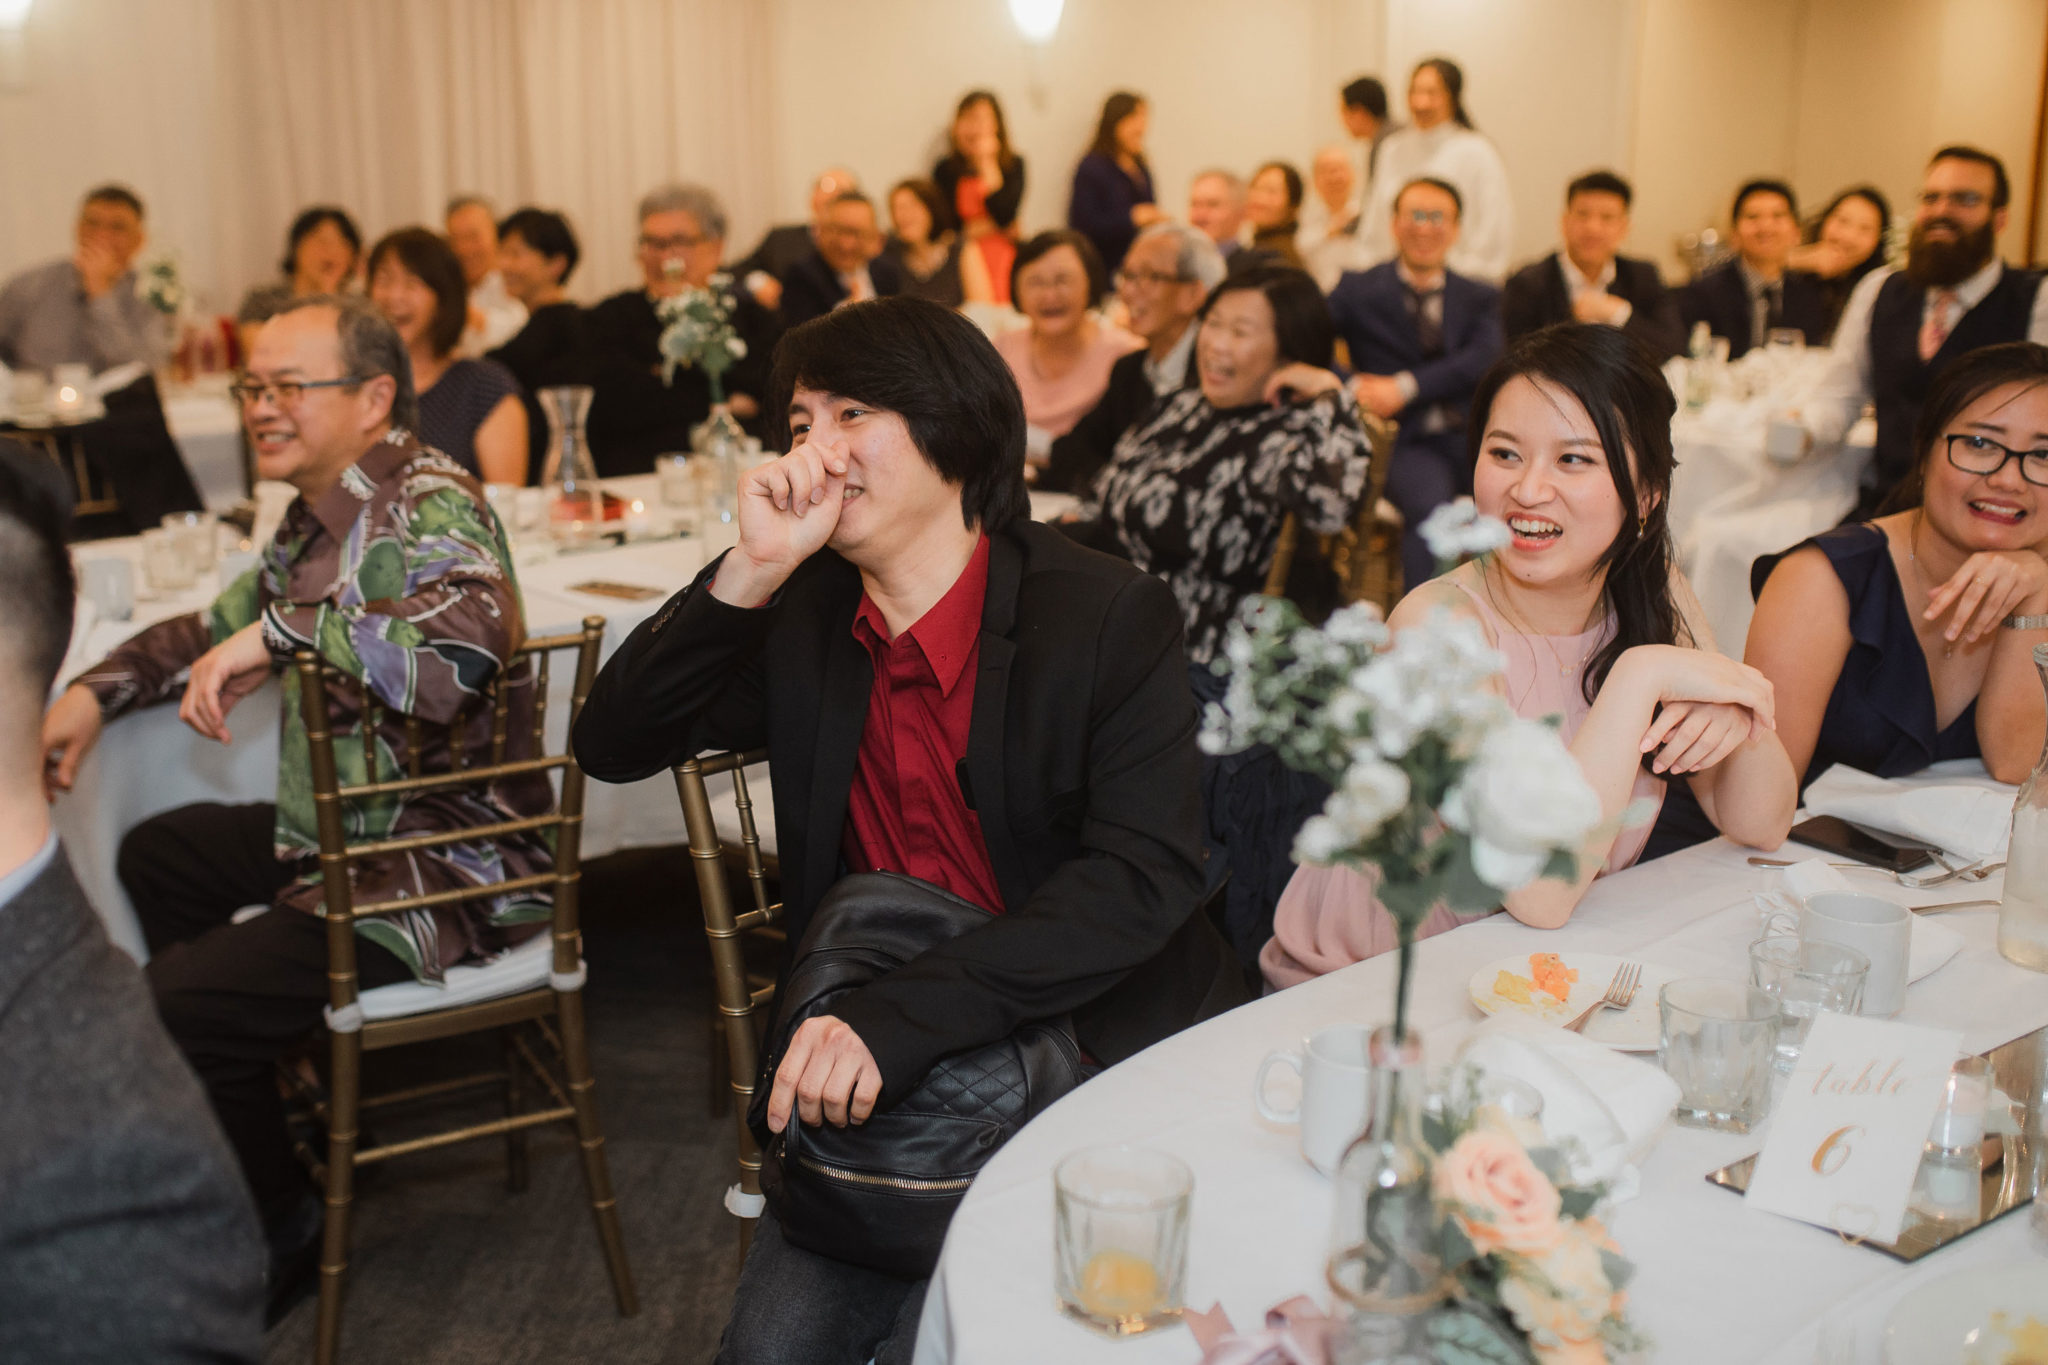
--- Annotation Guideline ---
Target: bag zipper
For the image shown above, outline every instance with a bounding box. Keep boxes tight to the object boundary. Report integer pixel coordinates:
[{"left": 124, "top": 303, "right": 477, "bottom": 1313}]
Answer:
[{"left": 794, "top": 1153, "right": 974, "bottom": 1193}]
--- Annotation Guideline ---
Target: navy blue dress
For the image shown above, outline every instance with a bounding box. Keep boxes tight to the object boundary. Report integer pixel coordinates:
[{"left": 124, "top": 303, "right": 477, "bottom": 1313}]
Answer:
[
  {"left": 1643, "top": 523, "right": 1980, "bottom": 860},
  {"left": 1067, "top": 152, "right": 1154, "bottom": 276}
]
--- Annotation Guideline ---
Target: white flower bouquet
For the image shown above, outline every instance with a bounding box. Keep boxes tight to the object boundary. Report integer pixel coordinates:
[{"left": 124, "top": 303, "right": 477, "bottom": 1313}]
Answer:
[
  {"left": 1200, "top": 501, "right": 1604, "bottom": 1040},
  {"left": 135, "top": 253, "right": 186, "bottom": 317},
  {"left": 657, "top": 272, "right": 747, "bottom": 403}
]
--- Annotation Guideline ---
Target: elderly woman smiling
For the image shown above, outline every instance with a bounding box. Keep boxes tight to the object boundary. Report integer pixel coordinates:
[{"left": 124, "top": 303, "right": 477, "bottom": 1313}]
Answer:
[
  {"left": 1261, "top": 325, "right": 1795, "bottom": 988},
  {"left": 1062, "top": 263, "right": 1370, "bottom": 664},
  {"left": 995, "top": 229, "right": 1143, "bottom": 471}
]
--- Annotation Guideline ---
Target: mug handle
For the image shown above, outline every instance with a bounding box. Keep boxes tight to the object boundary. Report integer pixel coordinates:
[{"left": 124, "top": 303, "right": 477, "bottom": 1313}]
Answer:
[{"left": 1254, "top": 1049, "right": 1304, "bottom": 1124}]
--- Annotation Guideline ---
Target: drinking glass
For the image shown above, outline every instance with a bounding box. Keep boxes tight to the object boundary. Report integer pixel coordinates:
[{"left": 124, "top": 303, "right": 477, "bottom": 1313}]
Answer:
[
  {"left": 1748, "top": 936, "right": 1869, "bottom": 1073},
  {"left": 1658, "top": 978, "right": 1777, "bottom": 1133},
  {"left": 656, "top": 453, "right": 701, "bottom": 536},
  {"left": 1053, "top": 1145, "right": 1191, "bottom": 1337},
  {"left": 140, "top": 527, "right": 197, "bottom": 594},
  {"left": 161, "top": 511, "right": 219, "bottom": 571}
]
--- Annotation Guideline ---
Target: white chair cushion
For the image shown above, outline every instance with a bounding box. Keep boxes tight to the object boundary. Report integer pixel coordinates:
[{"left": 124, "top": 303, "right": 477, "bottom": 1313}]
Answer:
[
  {"left": 357, "top": 933, "right": 555, "bottom": 1021},
  {"left": 705, "top": 763, "right": 777, "bottom": 858}
]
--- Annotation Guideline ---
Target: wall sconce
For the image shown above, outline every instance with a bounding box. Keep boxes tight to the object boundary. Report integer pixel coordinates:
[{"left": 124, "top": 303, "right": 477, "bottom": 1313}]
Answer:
[{"left": 1008, "top": 0, "right": 1062, "bottom": 44}]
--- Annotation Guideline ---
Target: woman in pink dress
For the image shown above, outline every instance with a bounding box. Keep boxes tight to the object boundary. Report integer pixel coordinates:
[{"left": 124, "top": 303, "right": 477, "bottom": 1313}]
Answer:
[
  {"left": 934, "top": 91, "right": 1025, "bottom": 307},
  {"left": 1262, "top": 325, "right": 1798, "bottom": 988},
  {"left": 995, "top": 230, "right": 1143, "bottom": 476}
]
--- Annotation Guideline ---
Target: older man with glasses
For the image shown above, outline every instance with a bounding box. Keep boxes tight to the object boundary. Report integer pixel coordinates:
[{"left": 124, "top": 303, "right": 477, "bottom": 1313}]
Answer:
[
  {"left": 1043, "top": 221, "right": 1225, "bottom": 494},
  {"left": 0, "top": 183, "right": 169, "bottom": 373},
  {"left": 39, "top": 294, "right": 552, "bottom": 1323},
  {"left": 585, "top": 182, "right": 780, "bottom": 475},
  {"left": 1796, "top": 145, "right": 2048, "bottom": 518}
]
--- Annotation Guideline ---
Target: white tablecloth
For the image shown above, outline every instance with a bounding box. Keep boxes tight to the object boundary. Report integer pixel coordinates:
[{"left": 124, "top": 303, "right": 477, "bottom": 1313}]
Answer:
[
  {"left": 162, "top": 381, "right": 246, "bottom": 511},
  {"left": 915, "top": 763, "right": 2048, "bottom": 1365},
  {"left": 1665, "top": 352, "right": 1875, "bottom": 655}
]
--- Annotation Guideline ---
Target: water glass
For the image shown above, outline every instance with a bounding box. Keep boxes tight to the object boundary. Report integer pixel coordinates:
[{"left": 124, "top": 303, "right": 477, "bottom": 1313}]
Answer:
[
  {"left": 140, "top": 528, "right": 197, "bottom": 594},
  {"left": 75, "top": 554, "right": 135, "bottom": 623},
  {"left": 1053, "top": 1145, "right": 1191, "bottom": 1337},
  {"left": 698, "top": 448, "right": 740, "bottom": 528},
  {"left": 1658, "top": 978, "right": 1778, "bottom": 1133},
  {"left": 656, "top": 453, "right": 701, "bottom": 536},
  {"left": 1748, "top": 936, "right": 1869, "bottom": 1073}
]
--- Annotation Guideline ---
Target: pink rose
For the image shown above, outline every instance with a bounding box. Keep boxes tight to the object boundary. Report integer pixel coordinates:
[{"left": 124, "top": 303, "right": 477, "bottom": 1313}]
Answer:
[{"left": 1432, "top": 1128, "right": 1562, "bottom": 1256}]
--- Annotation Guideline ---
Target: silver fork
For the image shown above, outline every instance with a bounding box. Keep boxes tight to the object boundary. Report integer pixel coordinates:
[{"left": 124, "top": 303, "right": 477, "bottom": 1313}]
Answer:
[{"left": 1564, "top": 962, "right": 1642, "bottom": 1033}]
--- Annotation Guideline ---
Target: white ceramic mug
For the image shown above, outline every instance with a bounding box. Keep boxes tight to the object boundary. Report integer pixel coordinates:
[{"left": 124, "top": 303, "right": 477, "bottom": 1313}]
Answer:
[
  {"left": 1803, "top": 892, "right": 1912, "bottom": 1017},
  {"left": 75, "top": 555, "right": 134, "bottom": 623},
  {"left": 1254, "top": 1024, "right": 1372, "bottom": 1174}
]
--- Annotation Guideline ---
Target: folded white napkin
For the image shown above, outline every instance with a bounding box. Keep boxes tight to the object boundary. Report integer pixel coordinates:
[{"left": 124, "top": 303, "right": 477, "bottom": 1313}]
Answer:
[
  {"left": 1802, "top": 763, "right": 2011, "bottom": 864},
  {"left": 1455, "top": 1014, "right": 1679, "bottom": 1202},
  {"left": 1773, "top": 858, "right": 1964, "bottom": 982},
  {"left": 88, "top": 360, "right": 148, "bottom": 397}
]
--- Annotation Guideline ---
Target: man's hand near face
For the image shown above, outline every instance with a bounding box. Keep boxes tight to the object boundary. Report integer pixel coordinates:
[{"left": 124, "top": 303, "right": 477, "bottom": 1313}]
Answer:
[
  {"left": 709, "top": 434, "right": 850, "bottom": 608},
  {"left": 73, "top": 240, "right": 125, "bottom": 299}
]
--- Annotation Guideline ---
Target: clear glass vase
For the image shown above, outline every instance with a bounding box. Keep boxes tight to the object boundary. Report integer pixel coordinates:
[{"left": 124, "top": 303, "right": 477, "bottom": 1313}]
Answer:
[
  {"left": 2000, "top": 643, "right": 2048, "bottom": 972},
  {"left": 538, "top": 385, "right": 603, "bottom": 548},
  {"left": 1326, "top": 1026, "right": 1444, "bottom": 1365},
  {"left": 692, "top": 402, "right": 745, "bottom": 534}
]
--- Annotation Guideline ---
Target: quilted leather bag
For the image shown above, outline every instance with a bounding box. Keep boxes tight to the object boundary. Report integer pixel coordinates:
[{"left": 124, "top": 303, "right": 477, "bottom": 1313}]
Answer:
[{"left": 746, "top": 871, "right": 1091, "bottom": 1277}]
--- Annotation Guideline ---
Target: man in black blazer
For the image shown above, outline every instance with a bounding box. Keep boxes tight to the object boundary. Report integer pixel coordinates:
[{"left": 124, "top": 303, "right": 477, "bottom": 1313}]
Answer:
[
  {"left": 731, "top": 166, "right": 859, "bottom": 310},
  {"left": 1329, "top": 176, "right": 1505, "bottom": 589},
  {"left": 574, "top": 299, "right": 1241, "bottom": 1364},
  {"left": 1502, "top": 170, "right": 1685, "bottom": 360},
  {"left": 1679, "top": 179, "right": 1830, "bottom": 359},
  {"left": 1, "top": 446, "right": 264, "bottom": 1359},
  {"left": 1043, "top": 221, "right": 1224, "bottom": 494},
  {"left": 777, "top": 191, "right": 907, "bottom": 331}
]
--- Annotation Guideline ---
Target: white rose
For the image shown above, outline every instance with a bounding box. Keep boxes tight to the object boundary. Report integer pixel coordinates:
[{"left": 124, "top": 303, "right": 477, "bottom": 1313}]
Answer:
[
  {"left": 1450, "top": 717, "right": 1603, "bottom": 890},
  {"left": 1418, "top": 497, "right": 1511, "bottom": 564},
  {"left": 1336, "top": 754, "right": 1411, "bottom": 831},
  {"left": 727, "top": 337, "right": 748, "bottom": 358}
]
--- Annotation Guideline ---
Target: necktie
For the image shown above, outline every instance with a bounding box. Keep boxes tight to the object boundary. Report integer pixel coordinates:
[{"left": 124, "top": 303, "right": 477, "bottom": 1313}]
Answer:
[
  {"left": 1408, "top": 286, "right": 1443, "bottom": 358},
  {"left": 1919, "top": 288, "right": 1959, "bottom": 362},
  {"left": 1753, "top": 281, "right": 1782, "bottom": 351}
]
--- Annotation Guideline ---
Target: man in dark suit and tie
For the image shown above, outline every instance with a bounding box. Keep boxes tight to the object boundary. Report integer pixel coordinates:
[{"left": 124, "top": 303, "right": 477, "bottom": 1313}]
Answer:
[
  {"left": 732, "top": 166, "right": 860, "bottom": 311},
  {"left": 1329, "top": 176, "right": 1505, "bottom": 589},
  {"left": 1679, "top": 179, "right": 1830, "bottom": 359},
  {"left": 1, "top": 444, "right": 264, "bottom": 1359},
  {"left": 777, "top": 191, "right": 907, "bottom": 331},
  {"left": 1502, "top": 170, "right": 1685, "bottom": 360},
  {"left": 1042, "top": 221, "right": 1224, "bottom": 494}
]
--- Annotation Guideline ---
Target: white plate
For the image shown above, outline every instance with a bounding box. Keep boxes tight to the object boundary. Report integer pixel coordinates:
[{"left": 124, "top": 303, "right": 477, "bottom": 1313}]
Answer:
[
  {"left": 1467, "top": 952, "right": 1678, "bottom": 1052},
  {"left": 1883, "top": 1261, "right": 2048, "bottom": 1365}
]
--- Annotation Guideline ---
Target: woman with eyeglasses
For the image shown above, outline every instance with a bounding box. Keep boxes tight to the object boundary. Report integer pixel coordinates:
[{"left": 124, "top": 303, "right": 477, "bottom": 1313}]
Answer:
[
  {"left": 1748, "top": 342, "right": 2048, "bottom": 788},
  {"left": 995, "top": 230, "right": 1142, "bottom": 473}
]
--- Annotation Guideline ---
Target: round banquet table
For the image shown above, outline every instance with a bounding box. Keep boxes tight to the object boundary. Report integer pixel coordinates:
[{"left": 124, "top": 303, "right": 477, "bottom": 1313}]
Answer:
[{"left": 913, "top": 763, "right": 2048, "bottom": 1365}]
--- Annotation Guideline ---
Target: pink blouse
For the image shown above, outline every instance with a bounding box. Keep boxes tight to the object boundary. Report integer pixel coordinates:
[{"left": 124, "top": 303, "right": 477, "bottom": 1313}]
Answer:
[
  {"left": 1259, "top": 579, "right": 1666, "bottom": 989},
  {"left": 995, "top": 322, "right": 1144, "bottom": 439}
]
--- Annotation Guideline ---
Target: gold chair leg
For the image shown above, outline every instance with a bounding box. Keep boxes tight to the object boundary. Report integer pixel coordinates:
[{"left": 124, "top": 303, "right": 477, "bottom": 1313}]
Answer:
[
  {"left": 709, "top": 1010, "right": 731, "bottom": 1118},
  {"left": 315, "top": 1026, "right": 362, "bottom": 1365},
  {"left": 502, "top": 1028, "right": 529, "bottom": 1192},
  {"left": 555, "top": 989, "right": 638, "bottom": 1316}
]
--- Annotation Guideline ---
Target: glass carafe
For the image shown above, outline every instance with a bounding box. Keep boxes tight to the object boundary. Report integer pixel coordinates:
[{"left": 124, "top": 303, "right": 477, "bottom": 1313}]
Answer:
[
  {"left": 538, "top": 385, "right": 603, "bottom": 548},
  {"left": 1326, "top": 1027, "right": 1443, "bottom": 1365},
  {"left": 2001, "top": 644, "right": 2048, "bottom": 971}
]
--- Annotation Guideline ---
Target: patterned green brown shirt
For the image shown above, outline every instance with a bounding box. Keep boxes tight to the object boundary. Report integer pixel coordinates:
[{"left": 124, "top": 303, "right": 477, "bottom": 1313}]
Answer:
[{"left": 78, "top": 429, "right": 554, "bottom": 981}]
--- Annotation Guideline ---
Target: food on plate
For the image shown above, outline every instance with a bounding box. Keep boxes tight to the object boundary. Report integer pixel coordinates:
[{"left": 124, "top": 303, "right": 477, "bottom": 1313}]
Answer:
[{"left": 1530, "top": 953, "right": 1577, "bottom": 1003}]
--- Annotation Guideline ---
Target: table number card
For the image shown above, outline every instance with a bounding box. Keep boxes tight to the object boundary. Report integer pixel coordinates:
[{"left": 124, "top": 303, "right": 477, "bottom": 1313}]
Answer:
[{"left": 1743, "top": 1013, "right": 1963, "bottom": 1244}]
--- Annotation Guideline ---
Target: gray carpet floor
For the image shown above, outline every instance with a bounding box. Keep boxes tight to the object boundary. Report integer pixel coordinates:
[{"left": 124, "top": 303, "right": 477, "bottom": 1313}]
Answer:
[{"left": 262, "top": 846, "right": 747, "bottom": 1365}]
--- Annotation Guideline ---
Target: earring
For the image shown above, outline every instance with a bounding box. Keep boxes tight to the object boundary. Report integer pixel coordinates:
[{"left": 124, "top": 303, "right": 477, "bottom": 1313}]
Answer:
[{"left": 1637, "top": 515, "right": 1647, "bottom": 537}]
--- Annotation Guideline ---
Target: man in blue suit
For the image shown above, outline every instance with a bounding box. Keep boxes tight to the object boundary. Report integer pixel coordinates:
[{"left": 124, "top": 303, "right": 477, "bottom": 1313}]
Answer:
[{"left": 1328, "top": 177, "right": 1504, "bottom": 589}]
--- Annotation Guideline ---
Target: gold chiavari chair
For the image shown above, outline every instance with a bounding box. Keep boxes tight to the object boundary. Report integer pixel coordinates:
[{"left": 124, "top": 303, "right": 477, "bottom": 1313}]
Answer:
[
  {"left": 673, "top": 750, "right": 782, "bottom": 1256},
  {"left": 290, "top": 614, "right": 636, "bottom": 1363},
  {"left": 1262, "top": 410, "right": 1402, "bottom": 611}
]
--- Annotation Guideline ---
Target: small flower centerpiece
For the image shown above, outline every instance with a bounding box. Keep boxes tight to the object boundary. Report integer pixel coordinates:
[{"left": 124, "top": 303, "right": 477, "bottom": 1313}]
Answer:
[
  {"left": 656, "top": 271, "right": 747, "bottom": 404},
  {"left": 135, "top": 252, "right": 187, "bottom": 318}
]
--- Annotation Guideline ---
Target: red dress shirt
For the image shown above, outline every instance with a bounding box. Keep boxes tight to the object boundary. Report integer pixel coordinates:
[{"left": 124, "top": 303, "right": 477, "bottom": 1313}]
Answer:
[{"left": 840, "top": 534, "right": 1004, "bottom": 913}]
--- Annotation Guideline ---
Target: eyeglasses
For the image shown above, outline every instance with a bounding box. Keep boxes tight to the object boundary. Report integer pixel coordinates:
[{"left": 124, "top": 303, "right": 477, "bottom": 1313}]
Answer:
[
  {"left": 1920, "top": 190, "right": 1987, "bottom": 210},
  {"left": 229, "top": 376, "right": 365, "bottom": 407},
  {"left": 1401, "top": 209, "right": 1449, "bottom": 227},
  {"left": 1116, "top": 268, "right": 1189, "bottom": 290},
  {"left": 638, "top": 233, "right": 706, "bottom": 253},
  {"left": 1946, "top": 433, "right": 2048, "bottom": 486}
]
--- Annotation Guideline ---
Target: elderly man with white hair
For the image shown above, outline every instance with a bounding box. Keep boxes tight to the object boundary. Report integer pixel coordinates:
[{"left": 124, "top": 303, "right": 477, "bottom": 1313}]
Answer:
[
  {"left": 1186, "top": 169, "right": 1248, "bottom": 264},
  {"left": 1043, "top": 220, "right": 1226, "bottom": 494},
  {"left": 1300, "top": 145, "right": 1372, "bottom": 291}
]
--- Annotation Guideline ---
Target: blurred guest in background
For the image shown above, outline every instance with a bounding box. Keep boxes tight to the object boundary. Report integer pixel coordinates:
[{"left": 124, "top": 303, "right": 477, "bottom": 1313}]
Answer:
[
  {"left": 934, "top": 91, "right": 1024, "bottom": 306},
  {"left": 1064, "top": 264, "right": 1368, "bottom": 664},
  {"left": 780, "top": 191, "right": 906, "bottom": 329},
  {"left": 1330, "top": 176, "right": 1504, "bottom": 589},
  {"left": 1502, "top": 170, "right": 1685, "bottom": 360},
  {"left": 1789, "top": 186, "right": 1891, "bottom": 342},
  {"left": 0, "top": 184, "right": 168, "bottom": 373},
  {"left": 1044, "top": 222, "right": 1225, "bottom": 495},
  {"left": 587, "top": 183, "right": 778, "bottom": 474},
  {"left": 487, "top": 208, "right": 592, "bottom": 479},
  {"left": 1798, "top": 146, "right": 2047, "bottom": 518},
  {"left": 1069, "top": 91, "right": 1161, "bottom": 277},
  {"left": 883, "top": 178, "right": 989, "bottom": 309},
  {"left": 1360, "top": 60, "right": 1514, "bottom": 283},
  {"left": 733, "top": 167, "right": 859, "bottom": 312},
  {"left": 236, "top": 206, "right": 362, "bottom": 352},
  {"left": 1245, "top": 162, "right": 1306, "bottom": 270},
  {"left": 1339, "top": 75, "right": 1396, "bottom": 184},
  {"left": 1188, "top": 169, "right": 1248, "bottom": 264},
  {"left": 1678, "top": 179, "right": 1828, "bottom": 359},
  {"left": 996, "top": 230, "right": 1142, "bottom": 474},
  {"left": 446, "top": 195, "right": 526, "bottom": 356},
  {"left": 1300, "top": 146, "right": 1371, "bottom": 291},
  {"left": 368, "top": 228, "right": 527, "bottom": 484}
]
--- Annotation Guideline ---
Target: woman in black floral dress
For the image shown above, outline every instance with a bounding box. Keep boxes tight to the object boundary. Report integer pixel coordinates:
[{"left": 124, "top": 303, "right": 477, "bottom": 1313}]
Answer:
[{"left": 1065, "top": 264, "right": 1370, "bottom": 663}]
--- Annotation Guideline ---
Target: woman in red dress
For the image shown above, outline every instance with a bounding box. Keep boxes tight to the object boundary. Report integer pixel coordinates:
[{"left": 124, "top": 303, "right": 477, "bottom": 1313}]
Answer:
[{"left": 934, "top": 90, "right": 1027, "bottom": 306}]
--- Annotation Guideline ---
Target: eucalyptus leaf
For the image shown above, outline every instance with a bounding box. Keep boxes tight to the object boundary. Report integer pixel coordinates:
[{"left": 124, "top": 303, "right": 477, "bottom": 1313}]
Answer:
[
  {"left": 1540, "top": 847, "right": 1579, "bottom": 883},
  {"left": 1558, "top": 1187, "right": 1600, "bottom": 1221},
  {"left": 1429, "top": 1303, "right": 1538, "bottom": 1365},
  {"left": 1599, "top": 1246, "right": 1635, "bottom": 1291}
]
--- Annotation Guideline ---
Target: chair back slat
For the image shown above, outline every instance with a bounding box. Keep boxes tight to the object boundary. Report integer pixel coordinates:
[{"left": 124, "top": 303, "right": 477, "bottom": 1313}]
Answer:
[
  {"left": 404, "top": 715, "right": 425, "bottom": 779},
  {"left": 1262, "top": 513, "right": 1301, "bottom": 599},
  {"left": 728, "top": 766, "right": 773, "bottom": 916},
  {"left": 489, "top": 675, "right": 512, "bottom": 767},
  {"left": 531, "top": 650, "right": 552, "bottom": 755}
]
